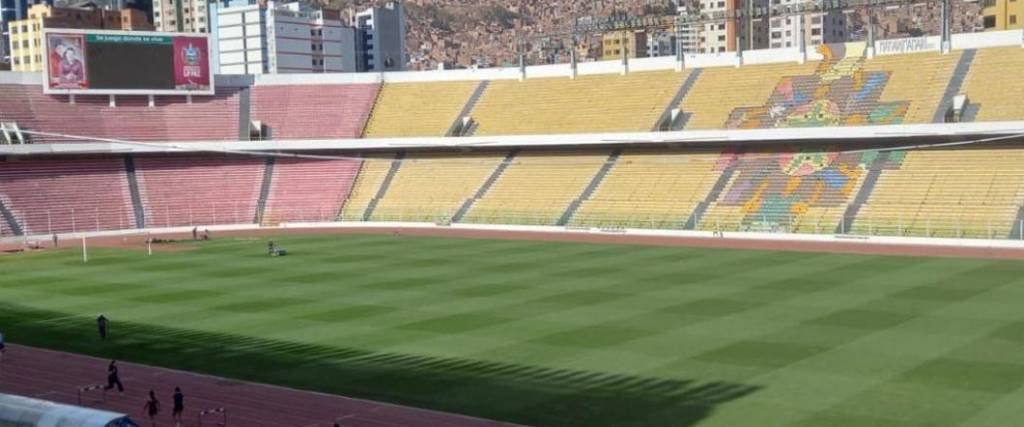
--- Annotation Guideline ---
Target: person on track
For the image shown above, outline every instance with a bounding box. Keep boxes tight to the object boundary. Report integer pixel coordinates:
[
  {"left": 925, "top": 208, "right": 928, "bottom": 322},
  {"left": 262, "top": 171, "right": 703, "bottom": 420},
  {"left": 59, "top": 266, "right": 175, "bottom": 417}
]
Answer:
[
  {"left": 172, "top": 386, "right": 184, "bottom": 426},
  {"left": 143, "top": 390, "right": 160, "bottom": 426},
  {"left": 97, "top": 314, "right": 108, "bottom": 339},
  {"left": 0, "top": 330, "right": 6, "bottom": 361},
  {"left": 104, "top": 360, "right": 124, "bottom": 393}
]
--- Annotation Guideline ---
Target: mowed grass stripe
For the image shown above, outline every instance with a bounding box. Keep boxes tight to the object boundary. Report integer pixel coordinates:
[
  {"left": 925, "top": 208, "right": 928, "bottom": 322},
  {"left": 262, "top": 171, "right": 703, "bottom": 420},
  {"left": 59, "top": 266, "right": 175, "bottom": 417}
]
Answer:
[{"left": 3, "top": 233, "right": 1024, "bottom": 426}]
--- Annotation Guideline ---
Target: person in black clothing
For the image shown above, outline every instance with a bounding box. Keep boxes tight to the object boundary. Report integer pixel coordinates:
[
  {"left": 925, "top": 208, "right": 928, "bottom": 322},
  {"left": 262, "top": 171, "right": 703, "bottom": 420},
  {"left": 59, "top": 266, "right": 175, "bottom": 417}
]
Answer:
[
  {"left": 97, "top": 314, "right": 108, "bottom": 339},
  {"left": 192, "top": 227, "right": 198, "bottom": 240},
  {"left": 104, "top": 360, "right": 124, "bottom": 393},
  {"left": 172, "top": 387, "right": 184, "bottom": 427},
  {"left": 143, "top": 390, "right": 160, "bottom": 427}
]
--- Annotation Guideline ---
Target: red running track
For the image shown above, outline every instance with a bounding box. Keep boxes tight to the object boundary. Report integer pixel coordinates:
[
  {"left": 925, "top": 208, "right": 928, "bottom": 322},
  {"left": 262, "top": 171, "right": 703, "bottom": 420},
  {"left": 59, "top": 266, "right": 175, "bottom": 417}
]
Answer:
[{"left": 0, "top": 344, "right": 526, "bottom": 427}]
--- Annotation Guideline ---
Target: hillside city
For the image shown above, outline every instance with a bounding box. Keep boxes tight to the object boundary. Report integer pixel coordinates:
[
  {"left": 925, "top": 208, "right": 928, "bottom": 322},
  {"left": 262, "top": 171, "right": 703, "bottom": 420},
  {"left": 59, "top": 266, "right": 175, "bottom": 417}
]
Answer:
[{"left": 0, "top": 0, "right": 1005, "bottom": 72}]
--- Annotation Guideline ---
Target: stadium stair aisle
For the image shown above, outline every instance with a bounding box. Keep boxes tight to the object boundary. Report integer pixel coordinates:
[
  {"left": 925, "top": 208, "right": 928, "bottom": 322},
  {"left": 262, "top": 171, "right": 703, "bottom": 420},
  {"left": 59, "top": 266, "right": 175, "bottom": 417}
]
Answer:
[
  {"left": 853, "top": 148, "right": 1024, "bottom": 238},
  {"left": 469, "top": 70, "right": 688, "bottom": 136},
  {"left": 0, "top": 198, "right": 24, "bottom": 236},
  {"left": 557, "top": 149, "right": 622, "bottom": 226},
  {"left": 122, "top": 156, "right": 147, "bottom": 229},
  {"left": 569, "top": 149, "right": 721, "bottom": 229},
  {"left": 461, "top": 150, "right": 610, "bottom": 225},
  {"left": 254, "top": 157, "right": 275, "bottom": 224},
  {"left": 263, "top": 158, "right": 363, "bottom": 224},
  {"left": 339, "top": 155, "right": 398, "bottom": 221},
  {"left": 959, "top": 46, "right": 1024, "bottom": 122},
  {"left": 249, "top": 84, "right": 378, "bottom": 139},
  {"left": 134, "top": 156, "right": 265, "bottom": 228},
  {"left": 362, "top": 81, "right": 482, "bottom": 137},
  {"left": 0, "top": 157, "right": 135, "bottom": 236},
  {"left": 860, "top": 51, "right": 962, "bottom": 124},
  {"left": 371, "top": 152, "right": 508, "bottom": 223},
  {"left": 452, "top": 150, "right": 518, "bottom": 222}
]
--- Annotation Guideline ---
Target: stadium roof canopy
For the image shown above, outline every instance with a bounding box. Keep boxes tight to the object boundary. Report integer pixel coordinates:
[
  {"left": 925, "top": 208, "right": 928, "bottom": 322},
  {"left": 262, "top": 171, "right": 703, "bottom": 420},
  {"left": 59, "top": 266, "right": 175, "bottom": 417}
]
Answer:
[{"left": 0, "top": 393, "right": 138, "bottom": 427}]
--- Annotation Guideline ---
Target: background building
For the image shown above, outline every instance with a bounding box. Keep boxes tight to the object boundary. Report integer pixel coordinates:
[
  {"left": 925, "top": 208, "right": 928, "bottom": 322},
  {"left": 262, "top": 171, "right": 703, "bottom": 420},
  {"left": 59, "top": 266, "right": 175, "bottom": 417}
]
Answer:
[
  {"left": 215, "top": 0, "right": 404, "bottom": 74},
  {"left": 216, "top": 1, "right": 355, "bottom": 74},
  {"left": 769, "top": 0, "right": 847, "bottom": 49},
  {"left": 646, "top": 29, "right": 676, "bottom": 57},
  {"left": 983, "top": 0, "right": 1023, "bottom": 30},
  {"left": 8, "top": 2, "right": 151, "bottom": 71},
  {"left": 696, "top": 0, "right": 768, "bottom": 53},
  {"left": 352, "top": 1, "right": 404, "bottom": 72},
  {"left": 153, "top": 0, "right": 208, "bottom": 33},
  {"left": 601, "top": 29, "right": 647, "bottom": 60},
  {"left": 1, "top": 0, "right": 30, "bottom": 62}
]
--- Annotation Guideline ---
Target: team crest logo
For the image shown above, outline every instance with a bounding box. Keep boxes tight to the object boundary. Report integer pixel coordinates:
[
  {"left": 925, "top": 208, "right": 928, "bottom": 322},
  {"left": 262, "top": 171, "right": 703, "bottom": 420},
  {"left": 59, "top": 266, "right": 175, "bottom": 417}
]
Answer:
[{"left": 182, "top": 43, "right": 201, "bottom": 65}]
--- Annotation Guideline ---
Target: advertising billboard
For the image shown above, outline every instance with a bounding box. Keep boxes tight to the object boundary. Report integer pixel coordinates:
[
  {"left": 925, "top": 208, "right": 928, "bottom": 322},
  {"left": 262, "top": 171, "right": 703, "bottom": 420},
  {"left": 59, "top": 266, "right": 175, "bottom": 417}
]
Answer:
[{"left": 43, "top": 29, "right": 214, "bottom": 95}]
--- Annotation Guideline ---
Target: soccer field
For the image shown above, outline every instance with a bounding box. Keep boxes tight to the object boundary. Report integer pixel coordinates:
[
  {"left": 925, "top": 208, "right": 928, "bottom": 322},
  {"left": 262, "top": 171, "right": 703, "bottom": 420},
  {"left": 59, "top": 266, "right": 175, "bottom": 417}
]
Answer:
[{"left": 2, "top": 233, "right": 1024, "bottom": 426}]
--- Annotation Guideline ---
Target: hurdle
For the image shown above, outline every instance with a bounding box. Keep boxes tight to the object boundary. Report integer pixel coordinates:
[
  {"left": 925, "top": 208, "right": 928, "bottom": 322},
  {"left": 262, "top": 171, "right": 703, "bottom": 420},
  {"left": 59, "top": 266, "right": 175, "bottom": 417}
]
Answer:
[
  {"left": 198, "top": 407, "right": 227, "bottom": 427},
  {"left": 76, "top": 384, "right": 106, "bottom": 405}
]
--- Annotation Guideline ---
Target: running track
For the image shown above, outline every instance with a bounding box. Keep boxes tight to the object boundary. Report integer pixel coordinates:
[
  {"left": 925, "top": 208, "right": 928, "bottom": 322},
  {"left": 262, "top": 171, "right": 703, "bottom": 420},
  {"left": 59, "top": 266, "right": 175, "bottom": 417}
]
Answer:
[{"left": 0, "top": 344, "right": 525, "bottom": 427}]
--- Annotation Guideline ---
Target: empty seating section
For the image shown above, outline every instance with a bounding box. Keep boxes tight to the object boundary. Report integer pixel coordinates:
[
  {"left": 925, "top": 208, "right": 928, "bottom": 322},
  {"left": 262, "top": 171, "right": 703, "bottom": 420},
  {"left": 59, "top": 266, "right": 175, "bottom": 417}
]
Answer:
[
  {"left": 960, "top": 47, "right": 1024, "bottom": 121},
  {"left": 463, "top": 151, "right": 608, "bottom": 225},
  {"left": 698, "top": 148, "right": 873, "bottom": 233},
  {"left": 682, "top": 62, "right": 817, "bottom": 129},
  {"left": 855, "top": 149, "right": 1024, "bottom": 238},
  {"left": 0, "top": 157, "right": 134, "bottom": 236},
  {"left": 263, "top": 158, "right": 362, "bottom": 224},
  {"left": 339, "top": 157, "right": 394, "bottom": 221},
  {"left": 860, "top": 51, "right": 961, "bottom": 123},
  {"left": 371, "top": 152, "right": 505, "bottom": 222},
  {"left": 250, "top": 84, "right": 378, "bottom": 139},
  {"left": 571, "top": 150, "right": 721, "bottom": 229},
  {"left": 363, "top": 81, "right": 480, "bottom": 137},
  {"left": 135, "top": 156, "right": 265, "bottom": 227},
  {"left": 0, "top": 85, "right": 243, "bottom": 142},
  {"left": 470, "top": 71, "right": 688, "bottom": 135}
]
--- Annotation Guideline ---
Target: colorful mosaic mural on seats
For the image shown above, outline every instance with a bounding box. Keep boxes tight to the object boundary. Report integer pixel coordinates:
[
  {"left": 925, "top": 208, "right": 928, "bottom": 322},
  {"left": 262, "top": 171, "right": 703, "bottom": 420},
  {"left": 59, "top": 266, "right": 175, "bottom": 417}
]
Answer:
[
  {"left": 698, "top": 147, "right": 904, "bottom": 233},
  {"left": 725, "top": 43, "right": 909, "bottom": 129}
]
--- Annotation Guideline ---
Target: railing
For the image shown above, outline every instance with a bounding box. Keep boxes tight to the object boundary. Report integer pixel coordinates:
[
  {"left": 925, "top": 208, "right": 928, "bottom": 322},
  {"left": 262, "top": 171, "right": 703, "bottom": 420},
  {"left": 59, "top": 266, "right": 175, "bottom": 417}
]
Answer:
[{"left": 3, "top": 205, "right": 1023, "bottom": 241}]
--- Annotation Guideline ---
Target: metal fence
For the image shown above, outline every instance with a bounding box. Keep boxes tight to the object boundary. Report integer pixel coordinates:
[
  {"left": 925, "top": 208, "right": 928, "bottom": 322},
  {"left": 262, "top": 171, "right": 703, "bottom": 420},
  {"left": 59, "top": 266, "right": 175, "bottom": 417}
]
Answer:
[{"left": 2, "top": 204, "right": 1022, "bottom": 241}]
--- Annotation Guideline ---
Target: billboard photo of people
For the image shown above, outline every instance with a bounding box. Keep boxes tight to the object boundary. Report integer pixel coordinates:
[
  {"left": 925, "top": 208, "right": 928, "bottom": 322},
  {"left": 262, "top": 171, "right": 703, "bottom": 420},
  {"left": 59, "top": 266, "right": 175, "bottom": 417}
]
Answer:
[{"left": 47, "top": 33, "right": 88, "bottom": 90}]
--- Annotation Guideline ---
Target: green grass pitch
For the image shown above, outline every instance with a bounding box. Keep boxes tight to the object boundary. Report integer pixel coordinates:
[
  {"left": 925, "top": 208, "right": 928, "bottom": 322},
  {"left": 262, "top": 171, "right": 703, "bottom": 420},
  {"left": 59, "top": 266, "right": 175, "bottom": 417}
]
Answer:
[{"left": 3, "top": 233, "right": 1024, "bottom": 426}]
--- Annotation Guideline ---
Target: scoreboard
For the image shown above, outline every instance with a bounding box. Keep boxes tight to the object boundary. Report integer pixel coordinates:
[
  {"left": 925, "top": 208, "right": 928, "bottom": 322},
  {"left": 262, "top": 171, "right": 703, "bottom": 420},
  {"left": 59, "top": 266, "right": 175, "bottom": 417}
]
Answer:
[{"left": 43, "top": 29, "right": 213, "bottom": 95}]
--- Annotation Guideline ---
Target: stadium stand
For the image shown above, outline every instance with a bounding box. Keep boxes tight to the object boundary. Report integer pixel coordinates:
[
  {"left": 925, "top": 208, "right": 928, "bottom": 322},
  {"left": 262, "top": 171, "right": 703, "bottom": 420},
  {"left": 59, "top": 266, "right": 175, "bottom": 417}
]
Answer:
[
  {"left": 0, "top": 85, "right": 243, "bottom": 143},
  {"left": 362, "top": 81, "right": 481, "bottom": 137},
  {"left": 134, "top": 155, "right": 265, "bottom": 227},
  {"left": 462, "top": 150, "right": 609, "bottom": 225},
  {"left": 859, "top": 50, "right": 961, "bottom": 124},
  {"left": 0, "top": 157, "right": 135, "bottom": 236},
  {"left": 697, "top": 147, "right": 878, "bottom": 233},
  {"left": 854, "top": 148, "right": 1024, "bottom": 238},
  {"left": 249, "top": 84, "right": 378, "bottom": 139},
  {"left": 469, "top": 70, "right": 689, "bottom": 135},
  {"left": 339, "top": 156, "right": 397, "bottom": 221},
  {"left": 960, "top": 46, "right": 1024, "bottom": 122},
  {"left": 683, "top": 62, "right": 817, "bottom": 129},
  {"left": 370, "top": 152, "right": 507, "bottom": 222},
  {"left": 569, "top": 149, "right": 722, "bottom": 229},
  {"left": 262, "top": 158, "right": 362, "bottom": 224}
]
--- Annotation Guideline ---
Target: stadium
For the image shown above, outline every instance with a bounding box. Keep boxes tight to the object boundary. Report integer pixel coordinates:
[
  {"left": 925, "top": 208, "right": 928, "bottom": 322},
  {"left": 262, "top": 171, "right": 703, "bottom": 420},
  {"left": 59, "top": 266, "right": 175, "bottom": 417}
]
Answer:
[{"left": 2, "top": 21, "right": 1024, "bottom": 427}]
